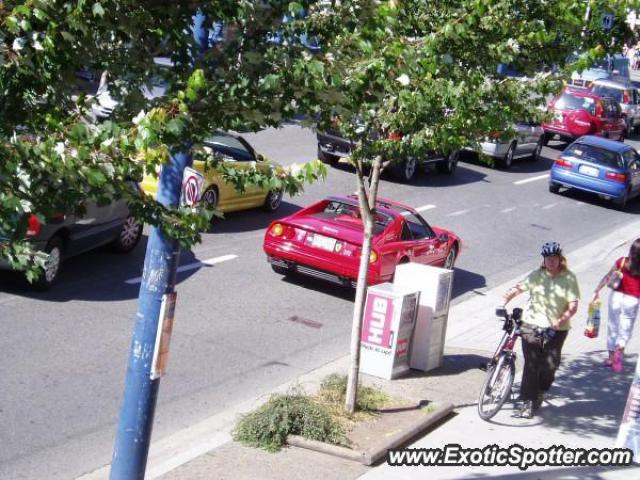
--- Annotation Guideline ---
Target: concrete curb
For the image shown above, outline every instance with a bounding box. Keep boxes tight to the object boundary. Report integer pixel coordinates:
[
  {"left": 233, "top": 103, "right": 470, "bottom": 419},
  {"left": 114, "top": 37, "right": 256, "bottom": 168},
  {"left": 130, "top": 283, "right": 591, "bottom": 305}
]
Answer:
[{"left": 287, "top": 402, "right": 454, "bottom": 466}]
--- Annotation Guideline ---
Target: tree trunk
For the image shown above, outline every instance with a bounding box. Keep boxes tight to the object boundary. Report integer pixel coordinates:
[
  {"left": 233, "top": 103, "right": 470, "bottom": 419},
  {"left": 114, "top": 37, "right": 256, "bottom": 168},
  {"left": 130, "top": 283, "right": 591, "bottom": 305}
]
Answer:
[{"left": 345, "top": 155, "right": 383, "bottom": 414}]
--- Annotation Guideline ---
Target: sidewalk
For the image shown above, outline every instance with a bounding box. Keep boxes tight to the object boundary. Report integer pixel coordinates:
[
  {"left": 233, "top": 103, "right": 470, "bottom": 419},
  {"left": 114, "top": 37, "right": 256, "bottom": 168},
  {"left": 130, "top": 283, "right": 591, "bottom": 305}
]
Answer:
[{"left": 81, "top": 220, "right": 640, "bottom": 480}]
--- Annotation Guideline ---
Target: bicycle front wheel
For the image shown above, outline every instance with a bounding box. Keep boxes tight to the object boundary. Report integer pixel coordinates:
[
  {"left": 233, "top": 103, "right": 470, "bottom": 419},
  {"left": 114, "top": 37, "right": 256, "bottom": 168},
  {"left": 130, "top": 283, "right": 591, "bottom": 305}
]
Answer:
[{"left": 477, "top": 353, "right": 515, "bottom": 421}]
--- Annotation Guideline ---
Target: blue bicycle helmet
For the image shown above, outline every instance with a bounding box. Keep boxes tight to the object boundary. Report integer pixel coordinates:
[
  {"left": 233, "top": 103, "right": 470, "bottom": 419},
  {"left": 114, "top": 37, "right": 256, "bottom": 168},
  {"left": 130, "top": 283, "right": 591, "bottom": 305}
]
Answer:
[{"left": 541, "top": 241, "right": 562, "bottom": 257}]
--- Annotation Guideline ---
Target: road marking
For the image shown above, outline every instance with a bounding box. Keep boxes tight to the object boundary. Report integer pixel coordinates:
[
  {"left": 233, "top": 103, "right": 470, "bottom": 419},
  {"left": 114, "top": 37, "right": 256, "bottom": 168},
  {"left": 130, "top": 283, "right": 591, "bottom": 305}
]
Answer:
[
  {"left": 543, "top": 203, "right": 557, "bottom": 210},
  {"left": 500, "top": 207, "right": 516, "bottom": 213},
  {"left": 513, "top": 174, "right": 549, "bottom": 185},
  {"left": 415, "top": 204, "right": 436, "bottom": 213},
  {"left": 125, "top": 254, "right": 238, "bottom": 284},
  {"left": 449, "top": 209, "right": 469, "bottom": 216}
]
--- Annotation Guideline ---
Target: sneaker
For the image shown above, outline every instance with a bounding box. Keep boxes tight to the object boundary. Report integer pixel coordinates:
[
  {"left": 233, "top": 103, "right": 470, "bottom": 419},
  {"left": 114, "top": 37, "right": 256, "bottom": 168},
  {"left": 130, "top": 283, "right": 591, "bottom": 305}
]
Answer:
[
  {"left": 519, "top": 401, "right": 534, "bottom": 419},
  {"left": 612, "top": 350, "right": 624, "bottom": 373},
  {"left": 533, "top": 392, "right": 544, "bottom": 411}
]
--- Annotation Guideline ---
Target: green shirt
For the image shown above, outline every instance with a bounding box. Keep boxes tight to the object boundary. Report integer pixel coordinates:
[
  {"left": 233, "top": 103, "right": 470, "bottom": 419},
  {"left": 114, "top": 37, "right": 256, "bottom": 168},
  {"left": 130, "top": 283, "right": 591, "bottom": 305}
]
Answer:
[{"left": 520, "top": 268, "right": 580, "bottom": 331}]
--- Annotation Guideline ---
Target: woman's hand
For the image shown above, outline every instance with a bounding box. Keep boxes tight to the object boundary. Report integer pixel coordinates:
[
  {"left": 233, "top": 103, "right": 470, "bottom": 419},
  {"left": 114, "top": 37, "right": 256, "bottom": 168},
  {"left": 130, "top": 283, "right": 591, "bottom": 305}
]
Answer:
[{"left": 591, "top": 291, "right": 600, "bottom": 304}]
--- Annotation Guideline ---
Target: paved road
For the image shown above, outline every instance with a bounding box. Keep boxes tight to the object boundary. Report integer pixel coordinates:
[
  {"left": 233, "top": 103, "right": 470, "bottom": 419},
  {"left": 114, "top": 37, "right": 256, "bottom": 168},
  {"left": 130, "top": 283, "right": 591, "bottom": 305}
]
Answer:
[{"left": 1, "top": 126, "right": 639, "bottom": 480}]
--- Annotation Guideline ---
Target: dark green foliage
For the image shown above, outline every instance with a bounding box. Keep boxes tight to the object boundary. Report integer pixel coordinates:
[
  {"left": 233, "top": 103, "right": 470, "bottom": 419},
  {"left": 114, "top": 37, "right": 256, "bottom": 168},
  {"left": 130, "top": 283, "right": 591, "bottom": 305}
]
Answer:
[{"left": 233, "top": 391, "right": 347, "bottom": 452}]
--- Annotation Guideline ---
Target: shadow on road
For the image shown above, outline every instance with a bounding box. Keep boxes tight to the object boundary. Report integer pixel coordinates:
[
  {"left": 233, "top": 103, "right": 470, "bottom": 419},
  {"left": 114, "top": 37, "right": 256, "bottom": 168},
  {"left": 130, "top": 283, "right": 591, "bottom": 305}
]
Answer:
[
  {"left": 323, "top": 152, "right": 490, "bottom": 188},
  {"left": 461, "top": 150, "right": 554, "bottom": 174},
  {"left": 205, "top": 201, "right": 303, "bottom": 235},
  {"left": 0, "top": 235, "right": 203, "bottom": 302},
  {"left": 271, "top": 265, "right": 485, "bottom": 304},
  {"left": 551, "top": 187, "right": 640, "bottom": 214}
]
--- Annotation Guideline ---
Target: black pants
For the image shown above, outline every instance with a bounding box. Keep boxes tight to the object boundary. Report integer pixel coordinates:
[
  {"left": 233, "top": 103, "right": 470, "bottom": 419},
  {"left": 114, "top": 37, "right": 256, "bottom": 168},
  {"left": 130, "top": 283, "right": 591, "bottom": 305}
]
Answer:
[{"left": 520, "top": 327, "right": 568, "bottom": 401}]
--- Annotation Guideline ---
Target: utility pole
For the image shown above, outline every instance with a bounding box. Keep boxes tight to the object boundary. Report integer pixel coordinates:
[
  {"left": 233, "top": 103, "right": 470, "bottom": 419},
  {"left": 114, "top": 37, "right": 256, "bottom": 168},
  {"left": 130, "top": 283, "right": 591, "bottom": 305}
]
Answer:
[{"left": 110, "top": 14, "right": 208, "bottom": 480}]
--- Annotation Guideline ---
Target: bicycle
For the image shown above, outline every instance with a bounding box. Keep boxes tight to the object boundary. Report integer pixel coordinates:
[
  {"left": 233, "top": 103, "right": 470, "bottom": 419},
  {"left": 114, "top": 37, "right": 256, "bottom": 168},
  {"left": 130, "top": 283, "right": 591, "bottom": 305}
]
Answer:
[{"left": 477, "top": 306, "right": 522, "bottom": 420}]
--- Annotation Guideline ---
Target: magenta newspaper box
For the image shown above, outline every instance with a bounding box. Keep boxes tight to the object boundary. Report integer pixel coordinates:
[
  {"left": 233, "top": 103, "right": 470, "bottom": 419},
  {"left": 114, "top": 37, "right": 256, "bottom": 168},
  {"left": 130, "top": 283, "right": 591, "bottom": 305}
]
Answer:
[
  {"left": 393, "top": 263, "right": 454, "bottom": 372},
  {"left": 359, "top": 282, "right": 420, "bottom": 380}
]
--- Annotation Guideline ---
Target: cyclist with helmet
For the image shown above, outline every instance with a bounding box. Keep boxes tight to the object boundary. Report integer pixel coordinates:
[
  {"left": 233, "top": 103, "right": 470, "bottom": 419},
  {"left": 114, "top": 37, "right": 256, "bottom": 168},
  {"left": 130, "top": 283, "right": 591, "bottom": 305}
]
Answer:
[{"left": 503, "top": 241, "right": 580, "bottom": 419}]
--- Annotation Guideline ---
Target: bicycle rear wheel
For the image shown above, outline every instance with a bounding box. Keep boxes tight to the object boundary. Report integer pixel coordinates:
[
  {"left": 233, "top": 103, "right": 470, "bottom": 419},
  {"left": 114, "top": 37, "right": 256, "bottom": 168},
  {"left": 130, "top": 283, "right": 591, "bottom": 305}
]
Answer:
[{"left": 477, "top": 353, "right": 515, "bottom": 420}]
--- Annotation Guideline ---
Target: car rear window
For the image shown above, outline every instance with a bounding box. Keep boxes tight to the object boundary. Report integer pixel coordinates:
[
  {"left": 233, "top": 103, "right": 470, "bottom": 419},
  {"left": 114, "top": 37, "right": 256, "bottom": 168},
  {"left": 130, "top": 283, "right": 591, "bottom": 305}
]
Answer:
[
  {"left": 314, "top": 201, "right": 391, "bottom": 235},
  {"left": 564, "top": 144, "right": 623, "bottom": 168},
  {"left": 554, "top": 93, "right": 596, "bottom": 114},
  {"left": 591, "top": 85, "right": 623, "bottom": 103}
]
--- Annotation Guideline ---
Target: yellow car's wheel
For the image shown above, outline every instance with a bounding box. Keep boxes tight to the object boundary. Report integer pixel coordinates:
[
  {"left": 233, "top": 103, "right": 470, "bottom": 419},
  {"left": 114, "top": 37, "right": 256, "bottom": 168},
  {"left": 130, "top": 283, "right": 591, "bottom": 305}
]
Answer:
[
  {"left": 263, "top": 190, "right": 283, "bottom": 212},
  {"left": 203, "top": 186, "right": 218, "bottom": 209}
]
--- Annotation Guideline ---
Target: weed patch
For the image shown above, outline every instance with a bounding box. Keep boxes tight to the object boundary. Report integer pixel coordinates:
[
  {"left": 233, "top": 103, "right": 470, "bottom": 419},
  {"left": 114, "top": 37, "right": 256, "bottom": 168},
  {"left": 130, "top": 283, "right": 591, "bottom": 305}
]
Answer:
[{"left": 233, "top": 375, "right": 391, "bottom": 452}]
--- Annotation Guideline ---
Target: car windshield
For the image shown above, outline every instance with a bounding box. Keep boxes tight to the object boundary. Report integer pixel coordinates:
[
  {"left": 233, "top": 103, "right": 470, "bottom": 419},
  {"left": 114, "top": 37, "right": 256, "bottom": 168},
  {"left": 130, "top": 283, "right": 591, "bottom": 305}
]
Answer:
[
  {"left": 314, "top": 201, "right": 392, "bottom": 235},
  {"left": 591, "top": 85, "right": 623, "bottom": 103},
  {"left": 204, "top": 134, "right": 254, "bottom": 161},
  {"left": 565, "top": 144, "right": 623, "bottom": 168},
  {"left": 555, "top": 93, "right": 596, "bottom": 114}
]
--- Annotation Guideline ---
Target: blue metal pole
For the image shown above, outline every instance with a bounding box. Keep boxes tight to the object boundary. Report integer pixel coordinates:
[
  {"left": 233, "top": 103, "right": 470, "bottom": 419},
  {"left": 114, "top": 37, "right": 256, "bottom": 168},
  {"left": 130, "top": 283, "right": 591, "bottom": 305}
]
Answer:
[
  {"left": 110, "top": 151, "right": 191, "bottom": 480},
  {"left": 110, "top": 13, "right": 209, "bottom": 479}
]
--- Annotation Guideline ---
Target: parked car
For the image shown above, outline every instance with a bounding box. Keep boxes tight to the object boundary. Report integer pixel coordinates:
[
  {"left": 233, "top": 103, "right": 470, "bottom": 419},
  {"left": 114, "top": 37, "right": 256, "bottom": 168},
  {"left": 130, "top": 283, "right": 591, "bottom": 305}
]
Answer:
[
  {"left": 569, "top": 54, "right": 630, "bottom": 88},
  {"left": 0, "top": 192, "right": 143, "bottom": 290},
  {"left": 141, "top": 131, "right": 284, "bottom": 214},
  {"left": 263, "top": 195, "right": 461, "bottom": 287},
  {"left": 543, "top": 87, "right": 626, "bottom": 143},
  {"left": 549, "top": 135, "right": 640, "bottom": 209},
  {"left": 590, "top": 78, "right": 640, "bottom": 134},
  {"left": 479, "top": 122, "right": 546, "bottom": 169},
  {"left": 317, "top": 129, "right": 459, "bottom": 183}
]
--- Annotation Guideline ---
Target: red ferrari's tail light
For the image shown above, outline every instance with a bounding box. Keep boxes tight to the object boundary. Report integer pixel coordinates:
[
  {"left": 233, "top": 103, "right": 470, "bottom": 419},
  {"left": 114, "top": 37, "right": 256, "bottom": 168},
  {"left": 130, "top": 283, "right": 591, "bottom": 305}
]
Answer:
[
  {"left": 26, "top": 214, "right": 41, "bottom": 238},
  {"left": 606, "top": 172, "right": 626, "bottom": 182},
  {"left": 283, "top": 226, "right": 296, "bottom": 239},
  {"left": 554, "top": 158, "right": 573, "bottom": 169},
  {"left": 270, "top": 223, "right": 284, "bottom": 237},
  {"left": 623, "top": 90, "right": 631, "bottom": 104}
]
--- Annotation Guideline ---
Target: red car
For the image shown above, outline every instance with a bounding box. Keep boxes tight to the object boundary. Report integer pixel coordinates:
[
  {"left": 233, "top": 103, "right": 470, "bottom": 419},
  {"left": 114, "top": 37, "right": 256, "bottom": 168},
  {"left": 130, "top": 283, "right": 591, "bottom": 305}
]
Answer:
[
  {"left": 263, "top": 195, "right": 461, "bottom": 287},
  {"left": 543, "top": 87, "right": 626, "bottom": 143}
]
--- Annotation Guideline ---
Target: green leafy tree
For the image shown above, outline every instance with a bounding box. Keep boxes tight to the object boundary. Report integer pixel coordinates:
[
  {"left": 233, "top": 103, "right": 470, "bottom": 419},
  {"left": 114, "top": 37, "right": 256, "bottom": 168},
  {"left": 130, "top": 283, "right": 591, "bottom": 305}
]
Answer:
[
  {"left": 304, "top": 0, "right": 634, "bottom": 413},
  {"left": 0, "top": 1, "right": 328, "bottom": 281},
  {"left": 1, "top": 0, "right": 635, "bottom": 418}
]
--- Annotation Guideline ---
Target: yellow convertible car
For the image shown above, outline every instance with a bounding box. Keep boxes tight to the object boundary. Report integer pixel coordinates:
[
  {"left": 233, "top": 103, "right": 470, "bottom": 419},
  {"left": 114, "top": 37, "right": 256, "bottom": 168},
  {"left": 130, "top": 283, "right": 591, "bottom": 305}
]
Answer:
[{"left": 141, "top": 131, "right": 284, "bottom": 213}]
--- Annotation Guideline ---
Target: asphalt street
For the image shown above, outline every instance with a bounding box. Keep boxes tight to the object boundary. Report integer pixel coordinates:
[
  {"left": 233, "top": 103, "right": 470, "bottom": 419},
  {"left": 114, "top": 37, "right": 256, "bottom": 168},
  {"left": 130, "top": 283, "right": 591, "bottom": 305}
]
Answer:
[{"left": 1, "top": 126, "right": 639, "bottom": 480}]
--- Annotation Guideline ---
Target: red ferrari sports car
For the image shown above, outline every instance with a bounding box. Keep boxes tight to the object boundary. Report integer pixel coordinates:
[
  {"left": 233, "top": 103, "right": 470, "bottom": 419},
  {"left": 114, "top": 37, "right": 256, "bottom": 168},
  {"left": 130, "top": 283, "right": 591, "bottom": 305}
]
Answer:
[{"left": 263, "top": 195, "right": 461, "bottom": 287}]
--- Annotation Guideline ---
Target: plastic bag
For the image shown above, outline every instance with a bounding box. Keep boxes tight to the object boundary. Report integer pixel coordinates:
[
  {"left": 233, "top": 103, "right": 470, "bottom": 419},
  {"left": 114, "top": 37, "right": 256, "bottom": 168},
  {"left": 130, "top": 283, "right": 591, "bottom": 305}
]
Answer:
[{"left": 584, "top": 300, "right": 601, "bottom": 339}]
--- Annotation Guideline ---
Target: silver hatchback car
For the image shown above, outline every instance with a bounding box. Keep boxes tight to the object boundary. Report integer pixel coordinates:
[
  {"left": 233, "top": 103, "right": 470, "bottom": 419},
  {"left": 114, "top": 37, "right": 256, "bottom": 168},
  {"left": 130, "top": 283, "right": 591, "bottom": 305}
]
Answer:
[
  {"left": 479, "top": 122, "right": 546, "bottom": 169},
  {"left": 1, "top": 194, "right": 143, "bottom": 290}
]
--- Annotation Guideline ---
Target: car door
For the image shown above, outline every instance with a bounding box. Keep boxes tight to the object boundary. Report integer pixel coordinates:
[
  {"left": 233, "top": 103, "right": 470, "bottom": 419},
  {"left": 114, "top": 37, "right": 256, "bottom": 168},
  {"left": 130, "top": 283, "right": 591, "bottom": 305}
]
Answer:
[
  {"left": 204, "top": 133, "right": 264, "bottom": 210},
  {"left": 628, "top": 151, "right": 640, "bottom": 196},
  {"left": 605, "top": 99, "right": 625, "bottom": 138},
  {"left": 401, "top": 212, "right": 442, "bottom": 265},
  {"left": 67, "top": 200, "right": 113, "bottom": 254},
  {"left": 514, "top": 122, "right": 530, "bottom": 155},
  {"left": 633, "top": 89, "right": 640, "bottom": 129}
]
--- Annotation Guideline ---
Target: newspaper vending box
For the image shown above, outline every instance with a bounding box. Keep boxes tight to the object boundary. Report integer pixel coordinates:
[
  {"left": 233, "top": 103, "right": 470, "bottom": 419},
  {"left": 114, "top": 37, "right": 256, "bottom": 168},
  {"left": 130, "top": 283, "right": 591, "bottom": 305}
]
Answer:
[
  {"left": 393, "top": 263, "right": 454, "bottom": 372},
  {"left": 359, "top": 282, "right": 420, "bottom": 380}
]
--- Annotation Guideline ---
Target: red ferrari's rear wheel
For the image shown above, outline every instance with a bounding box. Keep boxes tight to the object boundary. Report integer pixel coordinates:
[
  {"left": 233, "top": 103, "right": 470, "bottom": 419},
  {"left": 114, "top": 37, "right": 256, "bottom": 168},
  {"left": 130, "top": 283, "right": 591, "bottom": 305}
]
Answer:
[{"left": 444, "top": 245, "right": 457, "bottom": 270}]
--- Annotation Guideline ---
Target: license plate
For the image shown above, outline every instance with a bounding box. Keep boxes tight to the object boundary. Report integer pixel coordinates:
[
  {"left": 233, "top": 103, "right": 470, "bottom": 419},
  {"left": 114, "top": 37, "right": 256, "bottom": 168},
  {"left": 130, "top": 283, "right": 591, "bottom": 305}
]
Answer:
[
  {"left": 578, "top": 165, "right": 599, "bottom": 177},
  {"left": 310, "top": 234, "right": 336, "bottom": 251}
]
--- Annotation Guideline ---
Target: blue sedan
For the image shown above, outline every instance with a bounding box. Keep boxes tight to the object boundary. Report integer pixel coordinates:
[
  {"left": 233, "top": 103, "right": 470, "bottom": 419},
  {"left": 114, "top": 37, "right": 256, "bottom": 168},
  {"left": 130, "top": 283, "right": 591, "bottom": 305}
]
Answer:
[{"left": 549, "top": 135, "right": 640, "bottom": 209}]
